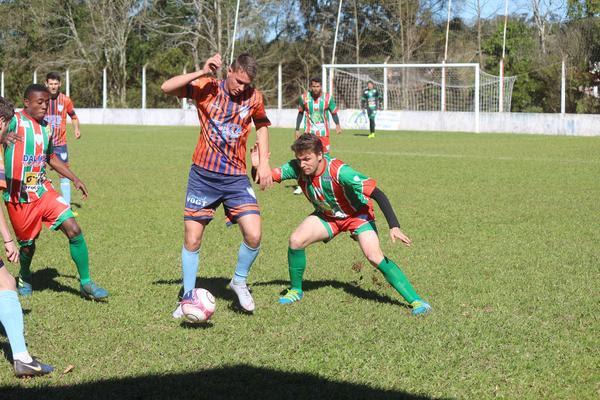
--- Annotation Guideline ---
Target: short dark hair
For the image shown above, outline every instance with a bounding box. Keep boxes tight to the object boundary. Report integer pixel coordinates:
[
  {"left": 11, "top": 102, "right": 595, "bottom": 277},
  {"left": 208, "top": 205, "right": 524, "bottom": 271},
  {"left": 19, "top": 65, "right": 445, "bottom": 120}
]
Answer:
[
  {"left": 231, "top": 53, "right": 257, "bottom": 80},
  {"left": 367, "top": 80, "right": 374, "bottom": 85},
  {"left": 310, "top": 77, "right": 322, "bottom": 84},
  {"left": 0, "top": 96, "right": 15, "bottom": 121},
  {"left": 46, "top": 71, "right": 61, "bottom": 82},
  {"left": 291, "top": 133, "right": 323, "bottom": 155},
  {"left": 24, "top": 84, "right": 50, "bottom": 100}
]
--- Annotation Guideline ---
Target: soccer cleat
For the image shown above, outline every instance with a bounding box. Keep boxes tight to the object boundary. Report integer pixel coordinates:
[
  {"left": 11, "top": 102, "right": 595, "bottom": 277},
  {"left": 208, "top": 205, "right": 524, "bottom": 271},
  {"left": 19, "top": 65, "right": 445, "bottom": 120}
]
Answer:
[
  {"left": 80, "top": 281, "right": 109, "bottom": 300},
  {"left": 293, "top": 186, "right": 303, "bottom": 195},
  {"left": 172, "top": 303, "right": 184, "bottom": 319},
  {"left": 368, "top": 133, "right": 375, "bottom": 139},
  {"left": 278, "top": 288, "right": 303, "bottom": 305},
  {"left": 14, "top": 357, "right": 54, "bottom": 378},
  {"left": 16, "top": 276, "right": 33, "bottom": 297},
  {"left": 410, "top": 300, "right": 432, "bottom": 316},
  {"left": 72, "top": 211, "right": 79, "bottom": 217},
  {"left": 229, "top": 279, "right": 255, "bottom": 312}
]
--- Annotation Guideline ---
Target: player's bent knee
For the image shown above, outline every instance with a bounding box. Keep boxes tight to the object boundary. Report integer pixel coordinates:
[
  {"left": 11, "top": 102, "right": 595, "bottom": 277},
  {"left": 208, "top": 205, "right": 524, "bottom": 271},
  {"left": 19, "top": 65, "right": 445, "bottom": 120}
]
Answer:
[
  {"left": 366, "top": 252, "right": 384, "bottom": 266},
  {"left": 288, "top": 235, "right": 307, "bottom": 250}
]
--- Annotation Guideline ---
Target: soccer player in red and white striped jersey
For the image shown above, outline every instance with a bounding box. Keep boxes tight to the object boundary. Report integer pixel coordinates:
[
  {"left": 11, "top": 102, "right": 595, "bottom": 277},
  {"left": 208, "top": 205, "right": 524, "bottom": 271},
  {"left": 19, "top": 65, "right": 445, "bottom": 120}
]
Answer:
[{"left": 162, "top": 53, "right": 273, "bottom": 316}]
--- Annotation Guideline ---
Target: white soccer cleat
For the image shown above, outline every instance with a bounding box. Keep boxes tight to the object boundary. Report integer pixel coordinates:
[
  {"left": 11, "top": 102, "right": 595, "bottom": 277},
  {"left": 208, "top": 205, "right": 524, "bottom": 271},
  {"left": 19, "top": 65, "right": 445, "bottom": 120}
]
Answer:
[
  {"left": 293, "top": 186, "right": 303, "bottom": 195},
  {"left": 172, "top": 303, "right": 184, "bottom": 319},
  {"left": 229, "top": 279, "right": 255, "bottom": 312}
]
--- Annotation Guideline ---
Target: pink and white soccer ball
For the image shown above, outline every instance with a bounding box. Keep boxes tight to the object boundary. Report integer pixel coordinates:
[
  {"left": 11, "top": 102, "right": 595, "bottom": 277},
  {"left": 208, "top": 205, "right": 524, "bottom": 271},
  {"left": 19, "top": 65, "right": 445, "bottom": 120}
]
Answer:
[{"left": 181, "top": 288, "right": 216, "bottom": 323}]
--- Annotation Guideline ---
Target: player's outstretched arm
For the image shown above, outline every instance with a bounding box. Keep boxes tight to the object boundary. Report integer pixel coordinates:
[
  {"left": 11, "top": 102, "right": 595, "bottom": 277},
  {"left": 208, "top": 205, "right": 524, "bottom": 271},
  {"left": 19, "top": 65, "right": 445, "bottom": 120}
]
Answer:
[
  {"left": 48, "top": 156, "right": 88, "bottom": 200},
  {"left": 371, "top": 187, "right": 412, "bottom": 246},
  {"left": 161, "top": 53, "right": 222, "bottom": 97}
]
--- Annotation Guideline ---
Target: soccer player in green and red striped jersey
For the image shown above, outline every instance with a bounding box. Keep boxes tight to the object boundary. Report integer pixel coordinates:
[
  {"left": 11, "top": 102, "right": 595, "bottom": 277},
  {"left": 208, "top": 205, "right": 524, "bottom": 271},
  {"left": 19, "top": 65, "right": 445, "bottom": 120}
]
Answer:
[
  {"left": 292, "top": 77, "right": 342, "bottom": 195},
  {"left": 251, "top": 134, "right": 431, "bottom": 315},
  {"left": 0, "top": 95, "right": 54, "bottom": 377},
  {"left": 2, "top": 84, "right": 107, "bottom": 301},
  {"left": 295, "top": 77, "right": 342, "bottom": 153}
]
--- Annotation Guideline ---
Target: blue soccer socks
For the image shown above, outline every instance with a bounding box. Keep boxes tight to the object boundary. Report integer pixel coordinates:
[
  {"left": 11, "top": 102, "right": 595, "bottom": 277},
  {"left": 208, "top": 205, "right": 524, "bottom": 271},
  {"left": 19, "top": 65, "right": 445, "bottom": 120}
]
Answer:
[
  {"left": 0, "top": 290, "right": 28, "bottom": 357},
  {"left": 233, "top": 242, "right": 260, "bottom": 284},
  {"left": 182, "top": 246, "right": 200, "bottom": 294}
]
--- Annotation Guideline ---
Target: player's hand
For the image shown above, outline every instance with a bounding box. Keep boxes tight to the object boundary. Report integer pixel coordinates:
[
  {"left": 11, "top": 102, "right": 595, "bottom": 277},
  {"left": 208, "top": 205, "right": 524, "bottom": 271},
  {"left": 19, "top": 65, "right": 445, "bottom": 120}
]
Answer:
[
  {"left": 1, "top": 132, "right": 20, "bottom": 145},
  {"left": 336, "top": 125, "right": 342, "bottom": 135},
  {"left": 294, "top": 130, "right": 300, "bottom": 139},
  {"left": 73, "top": 178, "right": 89, "bottom": 200},
  {"left": 250, "top": 143, "right": 260, "bottom": 168},
  {"left": 74, "top": 130, "right": 81, "bottom": 139},
  {"left": 203, "top": 53, "right": 222, "bottom": 74},
  {"left": 4, "top": 240, "right": 19, "bottom": 263},
  {"left": 256, "top": 162, "right": 273, "bottom": 190},
  {"left": 390, "top": 227, "right": 412, "bottom": 246}
]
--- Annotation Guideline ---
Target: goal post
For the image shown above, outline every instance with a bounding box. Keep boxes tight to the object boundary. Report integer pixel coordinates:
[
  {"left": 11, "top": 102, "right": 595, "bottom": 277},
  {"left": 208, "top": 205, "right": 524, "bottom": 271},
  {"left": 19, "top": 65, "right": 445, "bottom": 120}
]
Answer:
[{"left": 322, "top": 63, "right": 516, "bottom": 117}]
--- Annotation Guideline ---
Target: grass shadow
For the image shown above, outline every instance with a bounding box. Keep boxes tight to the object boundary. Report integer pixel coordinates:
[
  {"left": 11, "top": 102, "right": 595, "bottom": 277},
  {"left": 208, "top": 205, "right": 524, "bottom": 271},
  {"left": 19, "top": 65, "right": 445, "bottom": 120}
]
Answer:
[
  {"left": 29, "top": 268, "right": 81, "bottom": 298},
  {"left": 0, "top": 364, "right": 448, "bottom": 400},
  {"left": 353, "top": 133, "right": 370, "bottom": 137},
  {"left": 254, "top": 279, "right": 409, "bottom": 308}
]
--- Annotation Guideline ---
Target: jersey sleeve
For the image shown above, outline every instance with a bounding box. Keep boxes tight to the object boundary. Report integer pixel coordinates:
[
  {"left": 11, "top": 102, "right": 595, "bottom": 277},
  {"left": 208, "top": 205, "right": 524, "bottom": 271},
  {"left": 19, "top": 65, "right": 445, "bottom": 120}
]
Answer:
[
  {"left": 251, "top": 91, "right": 271, "bottom": 129},
  {"left": 272, "top": 160, "right": 300, "bottom": 183},
  {"left": 66, "top": 96, "right": 77, "bottom": 119},
  {"left": 328, "top": 95, "right": 338, "bottom": 114},
  {"left": 7, "top": 115, "right": 17, "bottom": 133},
  {"left": 186, "top": 77, "right": 213, "bottom": 100},
  {"left": 336, "top": 163, "right": 377, "bottom": 205},
  {"left": 297, "top": 95, "right": 305, "bottom": 112},
  {"left": 360, "top": 91, "right": 367, "bottom": 107}
]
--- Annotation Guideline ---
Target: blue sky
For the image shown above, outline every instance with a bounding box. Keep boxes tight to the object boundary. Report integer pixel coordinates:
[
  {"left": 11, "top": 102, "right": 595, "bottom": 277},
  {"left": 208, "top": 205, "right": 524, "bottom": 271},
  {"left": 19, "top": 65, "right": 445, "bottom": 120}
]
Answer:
[{"left": 456, "top": 0, "right": 568, "bottom": 22}]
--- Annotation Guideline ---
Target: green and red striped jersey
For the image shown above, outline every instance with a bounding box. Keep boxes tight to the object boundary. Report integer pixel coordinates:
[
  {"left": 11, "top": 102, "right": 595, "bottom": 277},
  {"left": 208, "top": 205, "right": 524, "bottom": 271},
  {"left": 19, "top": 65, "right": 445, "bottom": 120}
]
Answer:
[
  {"left": 3, "top": 111, "right": 54, "bottom": 203},
  {"left": 297, "top": 92, "right": 338, "bottom": 137},
  {"left": 273, "top": 155, "right": 376, "bottom": 219}
]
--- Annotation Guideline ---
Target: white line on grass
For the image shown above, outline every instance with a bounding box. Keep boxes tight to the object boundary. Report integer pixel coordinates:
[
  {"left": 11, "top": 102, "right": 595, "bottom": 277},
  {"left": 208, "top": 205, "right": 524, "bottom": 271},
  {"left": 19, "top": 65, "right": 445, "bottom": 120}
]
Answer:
[{"left": 336, "top": 150, "right": 600, "bottom": 164}]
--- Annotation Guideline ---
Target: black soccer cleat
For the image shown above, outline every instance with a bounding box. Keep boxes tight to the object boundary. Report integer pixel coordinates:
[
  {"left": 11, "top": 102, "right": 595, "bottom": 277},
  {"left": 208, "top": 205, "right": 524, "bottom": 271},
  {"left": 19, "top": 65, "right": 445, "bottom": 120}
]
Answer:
[{"left": 14, "top": 357, "right": 54, "bottom": 378}]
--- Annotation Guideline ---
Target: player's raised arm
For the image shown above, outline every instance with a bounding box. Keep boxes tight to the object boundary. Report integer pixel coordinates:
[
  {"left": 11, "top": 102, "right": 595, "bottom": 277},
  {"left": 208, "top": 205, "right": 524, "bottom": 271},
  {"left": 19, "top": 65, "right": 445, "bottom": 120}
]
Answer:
[
  {"left": 370, "top": 187, "right": 412, "bottom": 246},
  {"left": 161, "top": 53, "right": 222, "bottom": 97}
]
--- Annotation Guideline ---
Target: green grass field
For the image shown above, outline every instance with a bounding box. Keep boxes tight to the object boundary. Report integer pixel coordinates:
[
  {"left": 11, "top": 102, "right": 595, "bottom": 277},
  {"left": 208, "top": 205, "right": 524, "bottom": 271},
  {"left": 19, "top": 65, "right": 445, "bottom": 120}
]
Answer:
[{"left": 1, "top": 126, "right": 598, "bottom": 399}]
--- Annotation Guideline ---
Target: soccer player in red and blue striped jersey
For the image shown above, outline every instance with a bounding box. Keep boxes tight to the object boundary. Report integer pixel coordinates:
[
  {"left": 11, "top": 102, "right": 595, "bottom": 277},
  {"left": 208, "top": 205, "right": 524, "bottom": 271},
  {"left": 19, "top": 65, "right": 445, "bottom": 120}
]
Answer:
[
  {"left": 44, "top": 72, "right": 81, "bottom": 215},
  {"left": 162, "top": 53, "right": 273, "bottom": 316}
]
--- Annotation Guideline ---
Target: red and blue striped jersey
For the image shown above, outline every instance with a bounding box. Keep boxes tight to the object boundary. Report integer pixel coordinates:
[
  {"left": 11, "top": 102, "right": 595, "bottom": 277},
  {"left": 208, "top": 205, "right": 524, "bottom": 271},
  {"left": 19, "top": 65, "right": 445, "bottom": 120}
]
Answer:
[
  {"left": 44, "top": 93, "right": 77, "bottom": 146},
  {"left": 187, "top": 77, "right": 271, "bottom": 175}
]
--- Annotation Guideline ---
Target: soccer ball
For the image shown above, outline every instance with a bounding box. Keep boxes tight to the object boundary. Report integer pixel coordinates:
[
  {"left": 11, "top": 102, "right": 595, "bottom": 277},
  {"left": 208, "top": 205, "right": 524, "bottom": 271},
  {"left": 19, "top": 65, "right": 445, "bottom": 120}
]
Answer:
[{"left": 181, "top": 288, "right": 216, "bottom": 323}]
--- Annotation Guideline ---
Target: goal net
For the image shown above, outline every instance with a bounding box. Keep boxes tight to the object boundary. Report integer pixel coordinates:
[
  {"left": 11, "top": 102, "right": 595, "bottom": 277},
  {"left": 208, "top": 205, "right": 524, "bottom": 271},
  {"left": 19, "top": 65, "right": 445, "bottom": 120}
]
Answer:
[{"left": 322, "top": 64, "right": 517, "bottom": 112}]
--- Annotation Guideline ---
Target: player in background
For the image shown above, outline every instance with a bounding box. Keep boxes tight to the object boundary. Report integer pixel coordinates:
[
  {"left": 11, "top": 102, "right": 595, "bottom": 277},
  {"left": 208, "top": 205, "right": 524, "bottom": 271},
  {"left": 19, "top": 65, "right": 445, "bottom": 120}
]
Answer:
[
  {"left": 250, "top": 134, "right": 431, "bottom": 315},
  {"left": 161, "top": 53, "right": 273, "bottom": 316},
  {"left": 0, "top": 96, "right": 54, "bottom": 377},
  {"left": 44, "top": 72, "right": 81, "bottom": 216},
  {"left": 361, "top": 81, "right": 383, "bottom": 139},
  {"left": 293, "top": 77, "right": 342, "bottom": 195},
  {"left": 2, "top": 84, "right": 108, "bottom": 300}
]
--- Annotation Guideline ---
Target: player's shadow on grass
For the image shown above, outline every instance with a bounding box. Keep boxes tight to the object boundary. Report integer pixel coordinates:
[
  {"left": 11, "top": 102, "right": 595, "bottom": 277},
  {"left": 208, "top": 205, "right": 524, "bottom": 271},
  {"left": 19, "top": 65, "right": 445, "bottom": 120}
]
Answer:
[
  {"left": 29, "top": 267, "right": 81, "bottom": 297},
  {"left": 0, "top": 364, "right": 447, "bottom": 400},
  {"left": 353, "top": 133, "right": 370, "bottom": 136},
  {"left": 254, "top": 279, "right": 409, "bottom": 308}
]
